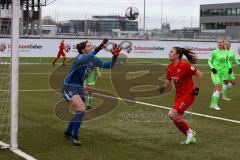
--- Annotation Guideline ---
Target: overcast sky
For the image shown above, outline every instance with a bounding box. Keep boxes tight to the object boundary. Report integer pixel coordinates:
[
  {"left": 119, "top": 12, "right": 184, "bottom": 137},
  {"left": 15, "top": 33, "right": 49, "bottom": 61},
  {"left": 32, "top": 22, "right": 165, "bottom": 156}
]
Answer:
[{"left": 42, "top": 0, "right": 240, "bottom": 29}]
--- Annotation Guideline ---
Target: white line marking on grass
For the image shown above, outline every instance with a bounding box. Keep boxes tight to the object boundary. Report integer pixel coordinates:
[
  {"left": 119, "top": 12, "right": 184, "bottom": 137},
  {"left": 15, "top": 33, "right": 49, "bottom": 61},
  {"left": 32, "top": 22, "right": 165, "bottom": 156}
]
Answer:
[
  {"left": 11, "top": 149, "right": 37, "bottom": 160},
  {"left": 20, "top": 73, "right": 51, "bottom": 75},
  {"left": 19, "top": 89, "right": 54, "bottom": 92},
  {"left": 0, "top": 72, "right": 213, "bottom": 75},
  {"left": 0, "top": 141, "right": 37, "bottom": 160},
  {"left": 14, "top": 71, "right": 240, "bottom": 75},
  {"left": 0, "top": 89, "right": 54, "bottom": 92},
  {"left": 3, "top": 88, "right": 240, "bottom": 124},
  {"left": 0, "top": 73, "right": 51, "bottom": 75},
  {"left": 94, "top": 93, "right": 240, "bottom": 124},
  {"left": 0, "top": 141, "right": 10, "bottom": 149}
]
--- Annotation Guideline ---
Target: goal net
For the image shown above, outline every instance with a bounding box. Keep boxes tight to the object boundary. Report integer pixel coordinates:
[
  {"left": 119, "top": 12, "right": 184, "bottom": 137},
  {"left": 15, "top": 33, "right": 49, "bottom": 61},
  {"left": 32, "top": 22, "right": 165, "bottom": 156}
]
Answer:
[{"left": 0, "top": 57, "right": 10, "bottom": 149}]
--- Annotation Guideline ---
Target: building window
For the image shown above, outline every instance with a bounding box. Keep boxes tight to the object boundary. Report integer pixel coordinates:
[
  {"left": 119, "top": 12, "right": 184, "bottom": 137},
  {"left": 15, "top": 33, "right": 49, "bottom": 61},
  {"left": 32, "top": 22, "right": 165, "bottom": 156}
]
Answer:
[
  {"left": 213, "top": 9, "right": 219, "bottom": 16},
  {"left": 201, "top": 8, "right": 240, "bottom": 17},
  {"left": 232, "top": 8, "right": 237, "bottom": 15},
  {"left": 237, "top": 8, "right": 240, "bottom": 15},
  {"left": 204, "top": 23, "right": 226, "bottom": 30},
  {"left": 227, "top": 8, "right": 232, "bottom": 16},
  {"left": 209, "top": 9, "right": 214, "bottom": 16},
  {"left": 219, "top": 9, "right": 223, "bottom": 16}
]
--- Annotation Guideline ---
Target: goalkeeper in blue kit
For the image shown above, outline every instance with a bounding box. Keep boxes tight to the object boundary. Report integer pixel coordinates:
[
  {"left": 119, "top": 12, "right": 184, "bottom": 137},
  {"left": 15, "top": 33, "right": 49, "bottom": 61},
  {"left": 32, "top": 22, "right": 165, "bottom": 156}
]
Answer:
[{"left": 62, "top": 39, "right": 121, "bottom": 145}]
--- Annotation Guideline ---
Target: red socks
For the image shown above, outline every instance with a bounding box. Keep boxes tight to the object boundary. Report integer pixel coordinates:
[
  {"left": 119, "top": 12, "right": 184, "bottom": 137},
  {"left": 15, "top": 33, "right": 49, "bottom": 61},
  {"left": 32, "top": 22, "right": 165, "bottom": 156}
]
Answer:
[
  {"left": 53, "top": 57, "right": 58, "bottom": 65},
  {"left": 172, "top": 115, "right": 189, "bottom": 135},
  {"left": 63, "top": 56, "right": 66, "bottom": 65}
]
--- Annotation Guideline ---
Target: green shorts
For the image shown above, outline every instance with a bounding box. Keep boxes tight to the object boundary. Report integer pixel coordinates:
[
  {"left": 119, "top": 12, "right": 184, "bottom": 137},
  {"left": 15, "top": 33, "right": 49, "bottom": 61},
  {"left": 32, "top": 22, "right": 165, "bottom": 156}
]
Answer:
[
  {"left": 85, "top": 75, "right": 96, "bottom": 86},
  {"left": 85, "top": 67, "right": 100, "bottom": 86},
  {"left": 224, "top": 72, "right": 235, "bottom": 81},
  {"left": 211, "top": 72, "right": 226, "bottom": 85}
]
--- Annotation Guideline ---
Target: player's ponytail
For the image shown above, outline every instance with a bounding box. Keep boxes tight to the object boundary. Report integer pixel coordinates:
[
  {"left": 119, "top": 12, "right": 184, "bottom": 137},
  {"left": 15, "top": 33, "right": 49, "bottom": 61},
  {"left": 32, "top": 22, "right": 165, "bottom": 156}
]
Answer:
[
  {"left": 76, "top": 40, "right": 88, "bottom": 54},
  {"left": 174, "top": 47, "right": 197, "bottom": 64}
]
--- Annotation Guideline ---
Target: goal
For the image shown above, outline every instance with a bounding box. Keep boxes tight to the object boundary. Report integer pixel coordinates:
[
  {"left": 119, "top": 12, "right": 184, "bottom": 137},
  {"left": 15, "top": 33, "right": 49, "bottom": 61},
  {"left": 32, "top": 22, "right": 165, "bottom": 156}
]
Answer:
[{"left": 0, "top": 0, "right": 19, "bottom": 150}]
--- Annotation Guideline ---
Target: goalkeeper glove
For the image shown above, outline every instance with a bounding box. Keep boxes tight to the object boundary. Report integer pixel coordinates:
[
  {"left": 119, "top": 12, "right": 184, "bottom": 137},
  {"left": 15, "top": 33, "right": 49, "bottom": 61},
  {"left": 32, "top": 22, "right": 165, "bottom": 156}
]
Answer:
[{"left": 111, "top": 44, "right": 122, "bottom": 57}]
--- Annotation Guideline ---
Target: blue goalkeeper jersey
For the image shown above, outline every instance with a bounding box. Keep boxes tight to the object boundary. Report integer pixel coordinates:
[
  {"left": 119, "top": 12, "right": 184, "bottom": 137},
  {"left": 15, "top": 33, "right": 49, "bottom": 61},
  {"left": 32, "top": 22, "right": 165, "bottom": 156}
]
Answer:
[{"left": 64, "top": 49, "right": 114, "bottom": 86}]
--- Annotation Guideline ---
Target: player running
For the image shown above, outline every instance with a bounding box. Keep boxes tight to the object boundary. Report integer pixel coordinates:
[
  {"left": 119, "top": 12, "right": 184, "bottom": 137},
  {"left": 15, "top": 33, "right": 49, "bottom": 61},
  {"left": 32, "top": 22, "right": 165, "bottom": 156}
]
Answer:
[
  {"left": 208, "top": 38, "right": 232, "bottom": 110},
  {"left": 85, "top": 67, "right": 101, "bottom": 110},
  {"left": 52, "top": 39, "right": 67, "bottom": 66},
  {"left": 222, "top": 40, "right": 240, "bottom": 100},
  {"left": 159, "top": 47, "right": 202, "bottom": 144},
  {"left": 62, "top": 39, "right": 121, "bottom": 145}
]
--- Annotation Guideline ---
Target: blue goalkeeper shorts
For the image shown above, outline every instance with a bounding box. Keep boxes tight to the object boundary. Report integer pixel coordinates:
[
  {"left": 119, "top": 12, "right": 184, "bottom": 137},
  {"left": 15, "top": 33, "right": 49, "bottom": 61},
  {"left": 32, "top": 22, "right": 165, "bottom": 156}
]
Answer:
[{"left": 62, "top": 84, "right": 85, "bottom": 102}]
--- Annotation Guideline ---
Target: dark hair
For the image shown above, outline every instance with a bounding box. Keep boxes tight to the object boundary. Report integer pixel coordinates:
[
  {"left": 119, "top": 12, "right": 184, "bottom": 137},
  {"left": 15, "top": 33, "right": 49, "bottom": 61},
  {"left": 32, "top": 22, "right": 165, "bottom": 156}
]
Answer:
[
  {"left": 76, "top": 40, "right": 88, "bottom": 54},
  {"left": 173, "top": 47, "right": 197, "bottom": 64}
]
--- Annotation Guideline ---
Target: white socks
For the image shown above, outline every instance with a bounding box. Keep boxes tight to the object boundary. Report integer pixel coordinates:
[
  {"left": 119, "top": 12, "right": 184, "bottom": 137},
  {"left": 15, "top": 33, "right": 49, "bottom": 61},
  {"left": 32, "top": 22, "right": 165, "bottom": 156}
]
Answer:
[
  {"left": 213, "top": 91, "right": 220, "bottom": 97},
  {"left": 187, "top": 129, "right": 193, "bottom": 138},
  {"left": 227, "top": 83, "right": 233, "bottom": 88},
  {"left": 222, "top": 84, "right": 228, "bottom": 90}
]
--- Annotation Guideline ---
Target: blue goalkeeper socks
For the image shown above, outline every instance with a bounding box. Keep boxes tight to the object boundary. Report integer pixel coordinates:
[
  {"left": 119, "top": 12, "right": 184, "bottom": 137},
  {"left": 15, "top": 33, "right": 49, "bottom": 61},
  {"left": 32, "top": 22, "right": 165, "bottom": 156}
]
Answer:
[
  {"left": 65, "top": 111, "right": 85, "bottom": 138},
  {"left": 65, "top": 97, "right": 86, "bottom": 138},
  {"left": 72, "top": 111, "right": 85, "bottom": 138},
  {"left": 65, "top": 121, "right": 74, "bottom": 135}
]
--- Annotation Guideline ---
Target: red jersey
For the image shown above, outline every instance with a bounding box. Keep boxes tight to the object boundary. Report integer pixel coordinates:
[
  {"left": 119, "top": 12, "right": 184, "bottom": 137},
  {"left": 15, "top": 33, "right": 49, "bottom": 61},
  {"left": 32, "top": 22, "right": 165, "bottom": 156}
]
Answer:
[
  {"left": 166, "top": 60, "right": 197, "bottom": 98},
  {"left": 59, "top": 42, "right": 65, "bottom": 52}
]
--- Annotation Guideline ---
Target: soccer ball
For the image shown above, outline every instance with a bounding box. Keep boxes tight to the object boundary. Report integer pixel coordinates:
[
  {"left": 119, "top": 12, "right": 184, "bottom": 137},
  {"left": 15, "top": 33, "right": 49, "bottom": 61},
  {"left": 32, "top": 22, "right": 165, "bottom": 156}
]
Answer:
[{"left": 125, "top": 6, "right": 139, "bottom": 20}]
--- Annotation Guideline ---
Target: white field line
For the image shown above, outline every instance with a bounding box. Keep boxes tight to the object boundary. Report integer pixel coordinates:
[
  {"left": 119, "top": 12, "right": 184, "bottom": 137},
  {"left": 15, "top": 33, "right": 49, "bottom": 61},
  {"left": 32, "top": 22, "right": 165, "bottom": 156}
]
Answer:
[
  {"left": 1, "top": 88, "right": 239, "bottom": 124},
  {"left": 1, "top": 86, "right": 240, "bottom": 159},
  {"left": 0, "top": 72, "right": 238, "bottom": 76},
  {"left": 94, "top": 93, "right": 240, "bottom": 124},
  {"left": 11, "top": 149, "right": 38, "bottom": 160},
  {"left": 0, "top": 141, "right": 10, "bottom": 149},
  {"left": 0, "top": 141, "right": 37, "bottom": 160}
]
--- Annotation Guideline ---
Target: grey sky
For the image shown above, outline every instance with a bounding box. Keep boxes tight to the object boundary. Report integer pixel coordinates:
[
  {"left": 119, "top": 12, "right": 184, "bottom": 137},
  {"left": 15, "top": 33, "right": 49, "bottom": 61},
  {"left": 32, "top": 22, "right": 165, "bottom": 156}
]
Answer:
[{"left": 42, "top": 0, "right": 240, "bottom": 29}]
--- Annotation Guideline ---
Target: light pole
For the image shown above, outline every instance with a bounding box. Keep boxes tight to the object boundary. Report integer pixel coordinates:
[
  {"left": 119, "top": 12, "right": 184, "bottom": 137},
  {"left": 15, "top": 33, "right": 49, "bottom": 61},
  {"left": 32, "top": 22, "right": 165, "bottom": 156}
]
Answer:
[
  {"left": 180, "top": 16, "right": 186, "bottom": 29},
  {"left": 143, "top": 0, "right": 146, "bottom": 35},
  {"left": 161, "top": 0, "right": 163, "bottom": 30},
  {"left": 191, "top": 16, "right": 193, "bottom": 29}
]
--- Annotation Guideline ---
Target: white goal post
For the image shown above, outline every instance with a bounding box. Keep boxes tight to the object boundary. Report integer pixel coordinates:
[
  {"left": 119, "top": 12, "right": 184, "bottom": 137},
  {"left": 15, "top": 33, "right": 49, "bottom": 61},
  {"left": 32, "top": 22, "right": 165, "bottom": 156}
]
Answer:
[
  {"left": 10, "top": 0, "right": 20, "bottom": 150},
  {"left": 0, "top": 0, "right": 19, "bottom": 151},
  {"left": 0, "top": 1, "right": 37, "bottom": 159}
]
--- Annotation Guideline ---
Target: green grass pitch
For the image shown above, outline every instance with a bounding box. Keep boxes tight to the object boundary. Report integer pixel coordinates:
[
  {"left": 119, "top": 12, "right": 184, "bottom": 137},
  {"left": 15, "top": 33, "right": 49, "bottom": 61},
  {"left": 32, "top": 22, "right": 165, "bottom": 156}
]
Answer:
[{"left": 1, "top": 58, "right": 240, "bottom": 160}]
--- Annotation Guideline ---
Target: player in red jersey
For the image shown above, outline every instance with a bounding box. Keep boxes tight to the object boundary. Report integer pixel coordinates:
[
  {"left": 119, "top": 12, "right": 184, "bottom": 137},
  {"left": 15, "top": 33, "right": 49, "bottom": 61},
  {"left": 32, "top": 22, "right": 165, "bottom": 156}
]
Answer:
[
  {"left": 159, "top": 47, "right": 203, "bottom": 144},
  {"left": 52, "top": 40, "right": 67, "bottom": 66}
]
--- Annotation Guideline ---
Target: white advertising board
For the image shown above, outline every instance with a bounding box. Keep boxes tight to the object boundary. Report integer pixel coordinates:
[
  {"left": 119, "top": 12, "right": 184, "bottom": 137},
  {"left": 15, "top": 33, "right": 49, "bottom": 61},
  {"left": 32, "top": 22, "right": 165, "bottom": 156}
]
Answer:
[{"left": 0, "top": 38, "right": 240, "bottom": 59}]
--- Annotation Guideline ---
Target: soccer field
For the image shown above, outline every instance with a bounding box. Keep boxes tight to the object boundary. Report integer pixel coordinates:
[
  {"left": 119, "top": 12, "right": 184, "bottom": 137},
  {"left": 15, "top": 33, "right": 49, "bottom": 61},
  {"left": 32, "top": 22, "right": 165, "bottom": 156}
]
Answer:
[{"left": 1, "top": 59, "right": 240, "bottom": 160}]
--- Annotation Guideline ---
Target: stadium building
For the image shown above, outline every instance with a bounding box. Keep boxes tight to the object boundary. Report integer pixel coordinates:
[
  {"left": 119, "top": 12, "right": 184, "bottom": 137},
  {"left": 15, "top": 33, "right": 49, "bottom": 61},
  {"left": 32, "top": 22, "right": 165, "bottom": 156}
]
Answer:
[
  {"left": 58, "top": 15, "right": 138, "bottom": 36},
  {"left": 0, "top": 0, "right": 54, "bottom": 36},
  {"left": 200, "top": 2, "right": 240, "bottom": 38}
]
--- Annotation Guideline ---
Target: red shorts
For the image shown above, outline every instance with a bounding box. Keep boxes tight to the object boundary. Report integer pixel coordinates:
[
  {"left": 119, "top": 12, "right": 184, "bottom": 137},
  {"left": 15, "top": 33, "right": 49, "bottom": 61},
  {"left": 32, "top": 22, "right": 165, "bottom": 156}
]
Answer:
[
  {"left": 173, "top": 95, "right": 195, "bottom": 114},
  {"left": 57, "top": 51, "right": 66, "bottom": 58}
]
